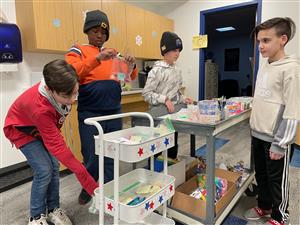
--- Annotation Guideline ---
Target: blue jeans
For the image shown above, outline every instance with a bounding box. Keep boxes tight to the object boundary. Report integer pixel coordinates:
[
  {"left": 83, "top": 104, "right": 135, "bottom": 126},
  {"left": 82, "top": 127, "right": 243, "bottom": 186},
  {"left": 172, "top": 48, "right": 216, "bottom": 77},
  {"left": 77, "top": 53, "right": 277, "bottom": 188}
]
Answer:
[{"left": 20, "top": 140, "right": 60, "bottom": 218}]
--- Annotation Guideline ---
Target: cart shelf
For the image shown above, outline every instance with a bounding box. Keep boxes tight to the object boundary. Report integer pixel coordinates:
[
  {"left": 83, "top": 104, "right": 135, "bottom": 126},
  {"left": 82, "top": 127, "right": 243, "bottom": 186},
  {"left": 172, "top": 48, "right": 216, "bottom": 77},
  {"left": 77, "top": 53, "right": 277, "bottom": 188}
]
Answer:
[
  {"left": 95, "top": 168, "right": 175, "bottom": 223},
  {"left": 103, "top": 126, "right": 174, "bottom": 162}
]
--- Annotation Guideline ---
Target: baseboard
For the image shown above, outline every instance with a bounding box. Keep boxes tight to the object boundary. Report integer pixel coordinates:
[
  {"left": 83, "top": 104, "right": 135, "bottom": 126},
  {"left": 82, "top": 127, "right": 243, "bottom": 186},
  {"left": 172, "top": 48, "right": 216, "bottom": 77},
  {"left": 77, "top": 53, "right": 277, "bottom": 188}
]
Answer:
[{"left": 0, "top": 162, "right": 72, "bottom": 193}]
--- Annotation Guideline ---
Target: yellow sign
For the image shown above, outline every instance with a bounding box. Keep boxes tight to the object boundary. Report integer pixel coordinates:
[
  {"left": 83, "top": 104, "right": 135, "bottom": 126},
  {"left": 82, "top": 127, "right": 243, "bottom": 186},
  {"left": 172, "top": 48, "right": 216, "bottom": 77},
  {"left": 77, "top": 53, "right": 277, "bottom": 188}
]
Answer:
[{"left": 192, "top": 35, "right": 208, "bottom": 49}]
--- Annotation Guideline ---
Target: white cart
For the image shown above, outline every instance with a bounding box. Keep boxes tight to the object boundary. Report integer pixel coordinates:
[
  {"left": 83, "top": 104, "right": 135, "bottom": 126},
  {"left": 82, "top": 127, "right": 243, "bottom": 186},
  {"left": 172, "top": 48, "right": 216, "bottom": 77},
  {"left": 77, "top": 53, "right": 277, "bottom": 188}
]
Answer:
[{"left": 84, "top": 112, "right": 176, "bottom": 225}]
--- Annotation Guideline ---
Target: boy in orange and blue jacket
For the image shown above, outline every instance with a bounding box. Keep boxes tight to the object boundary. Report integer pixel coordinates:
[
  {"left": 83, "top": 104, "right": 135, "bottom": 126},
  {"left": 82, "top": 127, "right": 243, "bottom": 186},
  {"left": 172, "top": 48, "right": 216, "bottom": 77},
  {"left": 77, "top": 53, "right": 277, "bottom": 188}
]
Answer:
[{"left": 65, "top": 9, "right": 137, "bottom": 205}]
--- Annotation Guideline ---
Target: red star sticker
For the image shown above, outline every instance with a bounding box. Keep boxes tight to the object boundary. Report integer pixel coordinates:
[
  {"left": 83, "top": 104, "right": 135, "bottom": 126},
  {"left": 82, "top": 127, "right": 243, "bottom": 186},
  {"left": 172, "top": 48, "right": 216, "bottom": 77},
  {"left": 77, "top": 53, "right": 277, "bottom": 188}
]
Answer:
[
  {"left": 107, "top": 203, "right": 113, "bottom": 211},
  {"left": 149, "top": 201, "right": 154, "bottom": 209},
  {"left": 169, "top": 185, "right": 173, "bottom": 192},
  {"left": 138, "top": 147, "right": 144, "bottom": 156}
]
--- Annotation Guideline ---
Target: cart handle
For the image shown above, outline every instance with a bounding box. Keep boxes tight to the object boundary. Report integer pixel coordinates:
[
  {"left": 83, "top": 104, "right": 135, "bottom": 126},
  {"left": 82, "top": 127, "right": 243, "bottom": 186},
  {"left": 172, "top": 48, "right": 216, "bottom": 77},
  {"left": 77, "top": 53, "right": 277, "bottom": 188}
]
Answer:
[{"left": 84, "top": 112, "right": 154, "bottom": 154}]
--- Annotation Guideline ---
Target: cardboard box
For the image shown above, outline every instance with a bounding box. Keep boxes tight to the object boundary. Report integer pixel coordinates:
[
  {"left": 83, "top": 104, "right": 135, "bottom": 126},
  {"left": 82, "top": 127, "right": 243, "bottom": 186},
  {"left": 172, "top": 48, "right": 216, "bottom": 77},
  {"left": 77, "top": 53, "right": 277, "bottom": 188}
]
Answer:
[{"left": 171, "top": 168, "right": 240, "bottom": 219}]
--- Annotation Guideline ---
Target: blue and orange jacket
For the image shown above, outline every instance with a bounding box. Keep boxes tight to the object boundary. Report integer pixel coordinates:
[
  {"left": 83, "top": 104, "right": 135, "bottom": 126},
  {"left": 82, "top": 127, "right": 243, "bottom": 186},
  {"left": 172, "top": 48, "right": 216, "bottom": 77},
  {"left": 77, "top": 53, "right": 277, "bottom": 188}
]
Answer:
[{"left": 65, "top": 44, "right": 138, "bottom": 112}]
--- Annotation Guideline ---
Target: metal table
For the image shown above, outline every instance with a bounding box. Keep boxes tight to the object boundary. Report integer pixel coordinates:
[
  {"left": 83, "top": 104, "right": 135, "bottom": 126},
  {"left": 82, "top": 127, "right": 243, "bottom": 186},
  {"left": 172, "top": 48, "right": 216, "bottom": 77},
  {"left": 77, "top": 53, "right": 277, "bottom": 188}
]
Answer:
[{"left": 133, "top": 109, "right": 254, "bottom": 225}]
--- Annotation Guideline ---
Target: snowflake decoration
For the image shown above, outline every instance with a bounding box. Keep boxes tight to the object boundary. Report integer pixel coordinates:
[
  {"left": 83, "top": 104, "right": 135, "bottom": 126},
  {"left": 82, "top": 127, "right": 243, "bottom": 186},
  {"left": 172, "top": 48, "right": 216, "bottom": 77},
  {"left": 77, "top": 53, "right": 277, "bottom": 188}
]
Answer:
[{"left": 135, "top": 35, "right": 142, "bottom": 46}]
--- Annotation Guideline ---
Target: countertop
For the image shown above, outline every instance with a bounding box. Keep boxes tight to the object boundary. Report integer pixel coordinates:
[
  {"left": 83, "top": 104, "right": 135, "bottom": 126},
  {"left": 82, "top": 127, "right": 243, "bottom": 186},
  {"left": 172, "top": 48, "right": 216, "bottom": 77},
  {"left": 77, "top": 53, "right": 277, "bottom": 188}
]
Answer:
[{"left": 121, "top": 88, "right": 143, "bottom": 95}]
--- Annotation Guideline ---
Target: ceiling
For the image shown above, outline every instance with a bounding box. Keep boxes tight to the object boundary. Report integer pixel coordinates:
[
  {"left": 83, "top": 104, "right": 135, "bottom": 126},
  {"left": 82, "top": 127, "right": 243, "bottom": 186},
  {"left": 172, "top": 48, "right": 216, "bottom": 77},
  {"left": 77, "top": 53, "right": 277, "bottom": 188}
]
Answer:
[{"left": 205, "top": 5, "right": 257, "bottom": 38}]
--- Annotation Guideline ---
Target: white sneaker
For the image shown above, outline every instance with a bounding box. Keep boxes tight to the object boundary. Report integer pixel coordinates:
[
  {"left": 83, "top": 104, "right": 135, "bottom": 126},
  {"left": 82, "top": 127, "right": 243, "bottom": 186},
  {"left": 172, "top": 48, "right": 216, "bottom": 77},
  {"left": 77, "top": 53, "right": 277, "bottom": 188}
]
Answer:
[
  {"left": 47, "top": 208, "right": 72, "bottom": 225},
  {"left": 28, "top": 214, "right": 48, "bottom": 225}
]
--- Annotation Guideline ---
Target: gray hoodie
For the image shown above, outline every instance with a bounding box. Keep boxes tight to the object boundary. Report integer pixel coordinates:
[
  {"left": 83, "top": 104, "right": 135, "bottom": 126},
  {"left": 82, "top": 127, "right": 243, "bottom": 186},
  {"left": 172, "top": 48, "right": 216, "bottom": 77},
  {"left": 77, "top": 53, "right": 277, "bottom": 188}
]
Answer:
[
  {"left": 250, "top": 55, "right": 300, "bottom": 154},
  {"left": 142, "top": 60, "right": 185, "bottom": 106}
]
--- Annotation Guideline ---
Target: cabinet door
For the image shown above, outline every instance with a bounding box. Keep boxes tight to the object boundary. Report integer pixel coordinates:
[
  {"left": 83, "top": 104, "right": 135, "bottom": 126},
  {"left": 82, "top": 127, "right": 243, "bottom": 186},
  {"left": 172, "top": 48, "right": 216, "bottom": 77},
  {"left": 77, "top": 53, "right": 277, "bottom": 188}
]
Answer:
[
  {"left": 71, "top": 0, "right": 101, "bottom": 45},
  {"left": 158, "top": 16, "right": 174, "bottom": 59},
  {"left": 160, "top": 16, "right": 174, "bottom": 34},
  {"left": 60, "top": 103, "right": 82, "bottom": 171},
  {"left": 144, "top": 11, "right": 161, "bottom": 59},
  {"left": 125, "top": 4, "right": 145, "bottom": 58},
  {"left": 102, "top": 0, "right": 127, "bottom": 54},
  {"left": 33, "top": 0, "right": 74, "bottom": 51}
]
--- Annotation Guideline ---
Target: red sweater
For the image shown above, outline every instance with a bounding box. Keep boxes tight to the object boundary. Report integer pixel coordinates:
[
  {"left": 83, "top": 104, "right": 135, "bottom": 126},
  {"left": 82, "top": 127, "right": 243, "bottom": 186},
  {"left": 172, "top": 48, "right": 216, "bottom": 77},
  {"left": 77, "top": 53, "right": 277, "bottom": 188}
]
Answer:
[{"left": 3, "top": 83, "right": 98, "bottom": 195}]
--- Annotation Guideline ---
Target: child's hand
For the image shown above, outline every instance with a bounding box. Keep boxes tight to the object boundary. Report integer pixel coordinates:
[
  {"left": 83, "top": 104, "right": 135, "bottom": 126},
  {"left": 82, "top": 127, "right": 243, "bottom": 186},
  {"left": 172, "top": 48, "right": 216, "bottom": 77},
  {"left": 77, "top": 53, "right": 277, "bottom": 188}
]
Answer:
[
  {"left": 124, "top": 54, "right": 136, "bottom": 68},
  {"left": 96, "top": 48, "right": 117, "bottom": 61},
  {"left": 165, "top": 98, "right": 175, "bottom": 113},
  {"left": 269, "top": 149, "right": 284, "bottom": 160},
  {"left": 184, "top": 97, "right": 194, "bottom": 104}
]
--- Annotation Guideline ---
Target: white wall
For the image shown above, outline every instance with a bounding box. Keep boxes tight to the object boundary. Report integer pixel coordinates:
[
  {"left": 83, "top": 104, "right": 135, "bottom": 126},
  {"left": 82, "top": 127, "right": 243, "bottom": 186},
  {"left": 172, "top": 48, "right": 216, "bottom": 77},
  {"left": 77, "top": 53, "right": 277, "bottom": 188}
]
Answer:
[
  {"left": 0, "top": 1, "right": 64, "bottom": 168},
  {"left": 261, "top": 0, "right": 299, "bottom": 57},
  {"left": 153, "top": 0, "right": 299, "bottom": 100}
]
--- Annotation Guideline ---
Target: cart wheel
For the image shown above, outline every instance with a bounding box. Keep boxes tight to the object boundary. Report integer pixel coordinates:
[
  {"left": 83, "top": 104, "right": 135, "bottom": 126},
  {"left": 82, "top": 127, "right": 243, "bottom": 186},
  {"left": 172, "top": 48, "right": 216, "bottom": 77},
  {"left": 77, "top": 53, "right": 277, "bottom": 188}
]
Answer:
[{"left": 245, "top": 183, "right": 258, "bottom": 197}]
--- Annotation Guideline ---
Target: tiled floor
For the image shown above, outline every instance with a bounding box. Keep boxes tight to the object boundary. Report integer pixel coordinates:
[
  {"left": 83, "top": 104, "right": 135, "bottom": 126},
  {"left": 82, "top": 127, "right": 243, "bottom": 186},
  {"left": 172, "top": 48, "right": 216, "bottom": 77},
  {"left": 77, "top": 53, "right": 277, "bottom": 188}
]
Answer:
[{"left": 1, "top": 121, "right": 299, "bottom": 225}]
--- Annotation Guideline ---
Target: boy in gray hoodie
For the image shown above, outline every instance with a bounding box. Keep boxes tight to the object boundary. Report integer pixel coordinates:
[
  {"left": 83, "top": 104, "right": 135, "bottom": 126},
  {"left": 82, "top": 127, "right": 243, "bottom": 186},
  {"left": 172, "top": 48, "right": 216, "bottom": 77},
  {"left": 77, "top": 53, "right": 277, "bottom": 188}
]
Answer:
[
  {"left": 245, "top": 17, "right": 300, "bottom": 225},
  {"left": 142, "top": 31, "right": 193, "bottom": 158}
]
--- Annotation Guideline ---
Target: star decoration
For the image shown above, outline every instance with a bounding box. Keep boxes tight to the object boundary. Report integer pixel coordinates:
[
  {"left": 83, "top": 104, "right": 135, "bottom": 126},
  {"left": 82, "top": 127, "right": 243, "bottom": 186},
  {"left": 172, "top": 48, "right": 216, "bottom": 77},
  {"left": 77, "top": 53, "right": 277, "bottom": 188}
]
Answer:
[
  {"left": 169, "top": 185, "right": 173, "bottom": 192},
  {"left": 150, "top": 144, "right": 156, "bottom": 152},
  {"left": 149, "top": 201, "right": 154, "bottom": 209},
  {"left": 159, "top": 195, "right": 163, "bottom": 204},
  {"left": 107, "top": 202, "right": 113, "bottom": 211},
  {"left": 145, "top": 202, "right": 150, "bottom": 210},
  {"left": 164, "top": 138, "right": 170, "bottom": 147},
  {"left": 138, "top": 147, "right": 144, "bottom": 156}
]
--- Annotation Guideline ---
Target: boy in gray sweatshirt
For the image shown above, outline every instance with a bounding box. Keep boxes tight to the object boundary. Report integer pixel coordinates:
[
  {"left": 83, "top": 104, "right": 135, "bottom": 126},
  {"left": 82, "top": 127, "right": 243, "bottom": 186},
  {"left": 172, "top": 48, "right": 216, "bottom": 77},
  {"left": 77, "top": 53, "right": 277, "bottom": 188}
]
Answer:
[{"left": 244, "top": 17, "right": 300, "bottom": 225}]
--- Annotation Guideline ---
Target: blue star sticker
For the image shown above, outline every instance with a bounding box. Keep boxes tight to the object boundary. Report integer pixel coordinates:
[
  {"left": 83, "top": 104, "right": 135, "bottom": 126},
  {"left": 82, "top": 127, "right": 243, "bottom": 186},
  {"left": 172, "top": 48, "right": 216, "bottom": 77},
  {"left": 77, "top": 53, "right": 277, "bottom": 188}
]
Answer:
[
  {"left": 145, "top": 202, "right": 150, "bottom": 210},
  {"left": 159, "top": 195, "right": 163, "bottom": 204},
  {"left": 164, "top": 138, "right": 169, "bottom": 147},
  {"left": 150, "top": 144, "right": 156, "bottom": 152}
]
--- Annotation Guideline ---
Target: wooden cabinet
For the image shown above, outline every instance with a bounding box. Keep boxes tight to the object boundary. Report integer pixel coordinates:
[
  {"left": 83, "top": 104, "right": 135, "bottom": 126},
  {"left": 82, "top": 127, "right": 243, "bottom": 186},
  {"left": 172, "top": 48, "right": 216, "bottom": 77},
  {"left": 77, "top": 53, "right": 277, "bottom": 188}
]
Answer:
[
  {"left": 71, "top": 0, "right": 101, "bottom": 45},
  {"left": 15, "top": 0, "right": 74, "bottom": 53},
  {"left": 125, "top": 4, "right": 145, "bottom": 58},
  {"left": 15, "top": 0, "right": 174, "bottom": 58},
  {"left": 296, "top": 125, "right": 300, "bottom": 146},
  {"left": 144, "top": 11, "right": 162, "bottom": 59},
  {"left": 102, "top": 0, "right": 127, "bottom": 54},
  {"left": 160, "top": 16, "right": 174, "bottom": 34},
  {"left": 143, "top": 13, "right": 174, "bottom": 59},
  {"left": 121, "top": 93, "right": 148, "bottom": 113},
  {"left": 60, "top": 103, "right": 82, "bottom": 170}
]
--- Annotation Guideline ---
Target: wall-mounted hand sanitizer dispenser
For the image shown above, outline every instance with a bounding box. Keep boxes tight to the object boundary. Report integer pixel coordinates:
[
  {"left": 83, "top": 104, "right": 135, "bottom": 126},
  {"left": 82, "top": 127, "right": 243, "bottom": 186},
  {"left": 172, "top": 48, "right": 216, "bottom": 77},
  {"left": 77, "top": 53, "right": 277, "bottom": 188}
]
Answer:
[{"left": 0, "top": 23, "right": 23, "bottom": 63}]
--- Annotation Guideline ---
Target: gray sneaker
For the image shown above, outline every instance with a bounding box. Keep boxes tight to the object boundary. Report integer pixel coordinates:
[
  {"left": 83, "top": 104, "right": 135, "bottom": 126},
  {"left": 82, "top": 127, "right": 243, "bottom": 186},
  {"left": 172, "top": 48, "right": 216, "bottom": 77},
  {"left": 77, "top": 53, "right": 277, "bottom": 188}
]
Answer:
[
  {"left": 47, "top": 208, "right": 72, "bottom": 225},
  {"left": 244, "top": 207, "right": 271, "bottom": 221}
]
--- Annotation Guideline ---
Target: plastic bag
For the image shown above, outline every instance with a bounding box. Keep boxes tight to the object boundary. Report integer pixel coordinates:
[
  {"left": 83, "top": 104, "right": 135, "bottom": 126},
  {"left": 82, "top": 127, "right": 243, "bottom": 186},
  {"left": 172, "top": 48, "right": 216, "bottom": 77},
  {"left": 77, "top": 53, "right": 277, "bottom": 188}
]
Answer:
[
  {"left": 156, "top": 118, "right": 175, "bottom": 135},
  {"left": 111, "top": 55, "right": 133, "bottom": 83}
]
